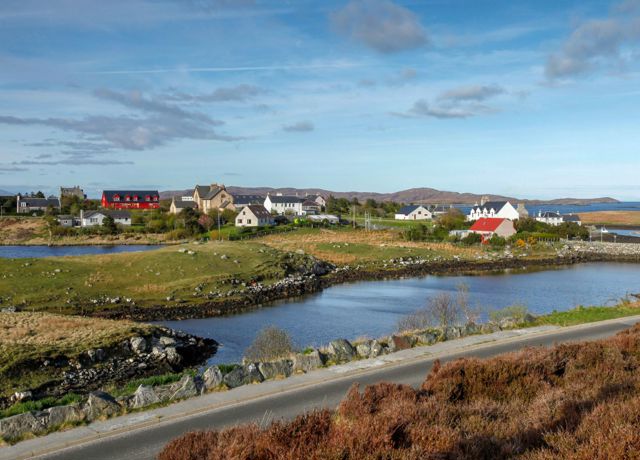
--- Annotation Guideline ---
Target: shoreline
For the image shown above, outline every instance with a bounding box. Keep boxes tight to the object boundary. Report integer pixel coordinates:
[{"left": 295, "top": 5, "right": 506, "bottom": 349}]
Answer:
[{"left": 95, "top": 251, "right": 640, "bottom": 322}]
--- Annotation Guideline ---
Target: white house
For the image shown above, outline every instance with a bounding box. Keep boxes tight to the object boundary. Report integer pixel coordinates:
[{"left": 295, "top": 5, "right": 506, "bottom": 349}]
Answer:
[
  {"left": 80, "top": 210, "right": 131, "bottom": 227},
  {"left": 305, "top": 194, "right": 327, "bottom": 208},
  {"left": 235, "top": 205, "right": 274, "bottom": 227},
  {"left": 467, "top": 201, "right": 521, "bottom": 222},
  {"left": 307, "top": 214, "right": 339, "bottom": 224},
  {"left": 302, "top": 200, "right": 322, "bottom": 215},
  {"left": 536, "top": 211, "right": 563, "bottom": 226},
  {"left": 395, "top": 205, "right": 433, "bottom": 221},
  {"left": 264, "top": 194, "right": 305, "bottom": 215}
]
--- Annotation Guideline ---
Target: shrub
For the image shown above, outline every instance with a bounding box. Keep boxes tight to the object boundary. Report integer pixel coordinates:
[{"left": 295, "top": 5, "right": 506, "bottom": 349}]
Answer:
[
  {"left": 244, "top": 326, "right": 295, "bottom": 362},
  {"left": 488, "top": 304, "right": 529, "bottom": 324},
  {"left": 461, "top": 232, "right": 482, "bottom": 245},
  {"left": 165, "top": 228, "right": 189, "bottom": 240},
  {"left": 488, "top": 235, "right": 506, "bottom": 248},
  {"left": 397, "top": 285, "right": 477, "bottom": 332}
]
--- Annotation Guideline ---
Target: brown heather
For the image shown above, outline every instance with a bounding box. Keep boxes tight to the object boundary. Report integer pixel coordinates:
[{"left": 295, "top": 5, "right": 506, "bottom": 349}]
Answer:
[{"left": 159, "top": 324, "right": 640, "bottom": 460}]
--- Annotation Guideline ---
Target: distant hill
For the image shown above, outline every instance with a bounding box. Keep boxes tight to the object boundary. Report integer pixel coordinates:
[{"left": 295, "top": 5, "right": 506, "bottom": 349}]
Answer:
[
  {"left": 0, "top": 189, "right": 14, "bottom": 196},
  {"left": 161, "top": 186, "right": 618, "bottom": 206}
]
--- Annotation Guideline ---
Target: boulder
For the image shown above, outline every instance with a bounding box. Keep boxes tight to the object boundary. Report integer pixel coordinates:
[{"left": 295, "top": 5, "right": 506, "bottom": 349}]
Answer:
[
  {"left": 83, "top": 391, "right": 121, "bottom": 421},
  {"left": 369, "top": 340, "right": 386, "bottom": 357},
  {"left": 480, "top": 323, "right": 500, "bottom": 334},
  {"left": 292, "top": 350, "right": 325, "bottom": 373},
  {"left": 444, "top": 327, "right": 462, "bottom": 340},
  {"left": 169, "top": 375, "right": 200, "bottom": 401},
  {"left": 415, "top": 332, "right": 437, "bottom": 345},
  {"left": 46, "top": 404, "right": 86, "bottom": 427},
  {"left": 464, "top": 323, "right": 479, "bottom": 336},
  {"left": 131, "top": 385, "right": 161, "bottom": 409},
  {"left": 327, "top": 339, "right": 356, "bottom": 362},
  {"left": 258, "top": 360, "right": 293, "bottom": 380},
  {"left": 223, "top": 364, "right": 264, "bottom": 389},
  {"left": 159, "top": 336, "right": 177, "bottom": 346},
  {"left": 387, "top": 335, "right": 412, "bottom": 352},
  {"left": 0, "top": 411, "right": 46, "bottom": 441},
  {"left": 355, "top": 341, "right": 372, "bottom": 358},
  {"left": 203, "top": 366, "right": 223, "bottom": 390},
  {"left": 165, "top": 347, "right": 182, "bottom": 366},
  {"left": 130, "top": 336, "right": 148, "bottom": 355}
]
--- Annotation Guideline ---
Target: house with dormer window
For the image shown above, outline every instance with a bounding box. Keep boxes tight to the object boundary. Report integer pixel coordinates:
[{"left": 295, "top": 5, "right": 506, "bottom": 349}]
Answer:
[{"left": 101, "top": 190, "right": 160, "bottom": 210}]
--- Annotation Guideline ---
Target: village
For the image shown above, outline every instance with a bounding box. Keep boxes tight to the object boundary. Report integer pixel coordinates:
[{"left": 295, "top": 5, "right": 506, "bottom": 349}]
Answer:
[{"left": 0, "top": 183, "right": 596, "bottom": 246}]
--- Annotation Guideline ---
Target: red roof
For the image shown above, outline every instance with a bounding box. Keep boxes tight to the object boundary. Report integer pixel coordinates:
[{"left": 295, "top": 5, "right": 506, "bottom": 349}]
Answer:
[{"left": 469, "top": 218, "right": 506, "bottom": 232}]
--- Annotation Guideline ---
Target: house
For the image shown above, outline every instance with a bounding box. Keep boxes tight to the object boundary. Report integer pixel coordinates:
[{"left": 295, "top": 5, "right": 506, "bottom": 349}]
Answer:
[
  {"left": 169, "top": 196, "right": 198, "bottom": 214},
  {"left": 395, "top": 205, "right": 433, "bottom": 221},
  {"left": 307, "top": 214, "right": 339, "bottom": 225},
  {"left": 264, "top": 194, "right": 305, "bottom": 215},
  {"left": 59, "top": 186, "right": 86, "bottom": 202},
  {"left": 305, "top": 194, "right": 327, "bottom": 208},
  {"left": 562, "top": 214, "right": 582, "bottom": 226},
  {"left": 80, "top": 210, "right": 132, "bottom": 227},
  {"left": 467, "top": 200, "right": 521, "bottom": 222},
  {"left": 469, "top": 218, "right": 517, "bottom": 240},
  {"left": 193, "top": 184, "right": 234, "bottom": 213},
  {"left": 233, "top": 195, "right": 266, "bottom": 208},
  {"left": 302, "top": 200, "right": 322, "bottom": 215},
  {"left": 429, "top": 204, "right": 454, "bottom": 216},
  {"left": 16, "top": 195, "right": 60, "bottom": 214},
  {"left": 57, "top": 215, "right": 77, "bottom": 228},
  {"left": 235, "top": 205, "right": 274, "bottom": 227},
  {"left": 536, "top": 211, "right": 564, "bottom": 226},
  {"left": 101, "top": 190, "right": 160, "bottom": 210}
]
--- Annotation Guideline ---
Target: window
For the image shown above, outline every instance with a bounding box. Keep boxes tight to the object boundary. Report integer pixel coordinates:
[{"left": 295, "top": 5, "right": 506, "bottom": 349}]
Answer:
[
  {"left": 125, "top": 195, "right": 131, "bottom": 201},
  {"left": 145, "top": 195, "right": 151, "bottom": 201},
  {"left": 238, "top": 219, "right": 243, "bottom": 224},
  {"left": 247, "top": 219, "right": 252, "bottom": 224},
  {"left": 133, "top": 195, "right": 139, "bottom": 201},
  {"left": 113, "top": 195, "right": 120, "bottom": 201}
]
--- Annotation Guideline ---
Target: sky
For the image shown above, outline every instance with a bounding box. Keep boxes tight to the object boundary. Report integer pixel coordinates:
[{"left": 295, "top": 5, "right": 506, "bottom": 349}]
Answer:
[{"left": 0, "top": 0, "right": 639, "bottom": 200}]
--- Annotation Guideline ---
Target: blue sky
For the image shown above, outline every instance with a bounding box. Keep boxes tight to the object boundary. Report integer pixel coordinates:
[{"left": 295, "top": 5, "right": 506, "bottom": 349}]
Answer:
[{"left": 0, "top": 0, "right": 638, "bottom": 199}]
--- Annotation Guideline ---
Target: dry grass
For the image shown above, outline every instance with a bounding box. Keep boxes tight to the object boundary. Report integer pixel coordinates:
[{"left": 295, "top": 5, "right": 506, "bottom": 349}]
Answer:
[
  {"left": 0, "top": 312, "right": 151, "bottom": 349},
  {"left": 578, "top": 211, "right": 640, "bottom": 226},
  {"left": 159, "top": 323, "right": 640, "bottom": 460}
]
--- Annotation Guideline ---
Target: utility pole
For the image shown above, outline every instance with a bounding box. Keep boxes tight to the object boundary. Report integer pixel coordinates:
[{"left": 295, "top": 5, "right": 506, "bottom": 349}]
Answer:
[{"left": 217, "top": 210, "right": 222, "bottom": 241}]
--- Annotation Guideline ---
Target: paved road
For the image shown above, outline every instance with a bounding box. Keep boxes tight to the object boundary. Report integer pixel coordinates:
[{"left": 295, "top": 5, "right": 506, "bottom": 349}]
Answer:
[{"left": 10, "top": 318, "right": 639, "bottom": 460}]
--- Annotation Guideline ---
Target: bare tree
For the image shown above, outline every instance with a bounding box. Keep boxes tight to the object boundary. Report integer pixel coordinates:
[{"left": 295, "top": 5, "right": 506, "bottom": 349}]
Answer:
[
  {"left": 456, "top": 283, "right": 481, "bottom": 325},
  {"left": 244, "top": 326, "right": 295, "bottom": 362},
  {"left": 397, "top": 292, "right": 462, "bottom": 332}
]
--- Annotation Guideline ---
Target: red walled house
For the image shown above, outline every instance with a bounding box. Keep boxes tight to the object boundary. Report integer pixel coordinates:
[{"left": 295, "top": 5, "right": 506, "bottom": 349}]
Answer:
[{"left": 101, "top": 190, "right": 160, "bottom": 210}]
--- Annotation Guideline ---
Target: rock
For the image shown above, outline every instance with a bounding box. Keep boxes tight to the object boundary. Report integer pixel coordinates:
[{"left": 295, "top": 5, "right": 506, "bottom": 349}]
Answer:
[
  {"left": 129, "top": 336, "right": 148, "bottom": 355},
  {"left": 387, "top": 335, "right": 412, "bottom": 353},
  {"left": 327, "top": 339, "right": 356, "bottom": 362},
  {"left": 83, "top": 391, "right": 121, "bottom": 421},
  {"left": 168, "top": 375, "right": 200, "bottom": 401},
  {"left": 369, "top": 340, "right": 386, "bottom": 357},
  {"left": 464, "top": 323, "right": 479, "bottom": 335},
  {"left": 159, "top": 336, "right": 176, "bottom": 346},
  {"left": 165, "top": 347, "right": 182, "bottom": 366},
  {"left": 480, "top": 323, "right": 500, "bottom": 334},
  {"left": 46, "top": 404, "right": 86, "bottom": 427},
  {"left": 223, "top": 364, "right": 264, "bottom": 388},
  {"left": 0, "top": 411, "right": 46, "bottom": 441},
  {"left": 444, "top": 327, "right": 462, "bottom": 340},
  {"left": 12, "top": 390, "right": 32, "bottom": 403},
  {"left": 523, "top": 313, "right": 536, "bottom": 324},
  {"left": 415, "top": 332, "right": 437, "bottom": 345},
  {"left": 355, "top": 341, "right": 372, "bottom": 358},
  {"left": 203, "top": 366, "right": 223, "bottom": 390},
  {"left": 498, "top": 318, "right": 518, "bottom": 330},
  {"left": 131, "top": 385, "right": 161, "bottom": 409},
  {"left": 292, "top": 350, "right": 325, "bottom": 373},
  {"left": 258, "top": 360, "right": 293, "bottom": 380}
]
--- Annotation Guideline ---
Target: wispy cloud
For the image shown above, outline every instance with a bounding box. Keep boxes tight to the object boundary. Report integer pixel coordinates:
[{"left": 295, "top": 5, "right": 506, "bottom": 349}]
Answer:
[
  {"left": 438, "top": 84, "right": 505, "bottom": 102},
  {"left": 331, "top": 0, "right": 428, "bottom": 54},
  {"left": 283, "top": 121, "right": 315, "bottom": 132},
  {"left": 164, "top": 84, "right": 266, "bottom": 103}
]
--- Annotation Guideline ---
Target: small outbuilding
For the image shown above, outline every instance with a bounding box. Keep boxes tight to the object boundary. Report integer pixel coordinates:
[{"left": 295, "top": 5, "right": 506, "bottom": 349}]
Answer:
[
  {"left": 469, "top": 218, "right": 516, "bottom": 240},
  {"left": 80, "top": 210, "right": 132, "bottom": 227}
]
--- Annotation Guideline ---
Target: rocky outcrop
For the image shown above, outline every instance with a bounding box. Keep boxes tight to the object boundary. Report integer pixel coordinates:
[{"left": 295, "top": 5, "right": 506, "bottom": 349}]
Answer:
[
  {"left": 203, "top": 366, "right": 223, "bottom": 390},
  {"left": 327, "top": 339, "right": 356, "bottom": 363},
  {"left": 258, "top": 360, "right": 293, "bottom": 380},
  {"left": 223, "top": 364, "right": 264, "bottom": 389},
  {"left": 84, "top": 391, "right": 120, "bottom": 421},
  {"left": 292, "top": 350, "right": 325, "bottom": 373},
  {"left": 131, "top": 385, "right": 161, "bottom": 409}
]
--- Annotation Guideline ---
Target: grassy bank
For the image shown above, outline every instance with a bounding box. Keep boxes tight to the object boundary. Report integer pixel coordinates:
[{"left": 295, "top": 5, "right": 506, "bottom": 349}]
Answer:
[
  {"left": 0, "top": 312, "right": 153, "bottom": 399},
  {"left": 579, "top": 210, "right": 640, "bottom": 227},
  {"left": 532, "top": 300, "right": 640, "bottom": 326}
]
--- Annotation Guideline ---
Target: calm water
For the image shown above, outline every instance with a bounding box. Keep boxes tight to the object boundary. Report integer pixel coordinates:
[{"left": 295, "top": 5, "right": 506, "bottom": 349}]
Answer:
[
  {"left": 456, "top": 202, "right": 640, "bottom": 216},
  {"left": 0, "top": 245, "right": 161, "bottom": 258},
  {"left": 159, "top": 262, "right": 640, "bottom": 364},
  {"left": 610, "top": 228, "right": 640, "bottom": 238}
]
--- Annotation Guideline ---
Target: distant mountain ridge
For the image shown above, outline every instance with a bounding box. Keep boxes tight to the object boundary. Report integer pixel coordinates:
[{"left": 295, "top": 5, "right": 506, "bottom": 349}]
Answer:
[{"left": 160, "top": 186, "right": 618, "bottom": 206}]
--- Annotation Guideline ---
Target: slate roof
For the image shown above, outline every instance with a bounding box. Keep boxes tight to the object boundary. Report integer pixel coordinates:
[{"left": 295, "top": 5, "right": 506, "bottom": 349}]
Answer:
[
  {"left": 102, "top": 190, "right": 159, "bottom": 202},
  {"left": 84, "top": 210, "right": 131, "bottom": 219},
  {"left": 397, "top": 204, "right": 425, "bottom": 215},
  {"left": 302, "top": 200, "right": 321, "bottom": 207},
  {"left": 172, "top": 198, "right": 197, "bottom": 209},
  {"left": 469, "top": 218, "right": 507, "bottom": 232},
  {"left": 195, "top": 185, "right": 224, "bottom": 200},
  {"left": 19, "top": 197, "right": 60, "bottom": 208},
  {"left": 562, "top": 214, "right": 581, "bottom": 222},
  {"left": 233, "top": 194, "right": 265, "bottom": 205},
  {"left": 472, "top": 201, "right": 508, "bottom": 212},
  {"left": 539, "top": 211, "right": 562, "bottom": 218},
  {"left": 267, "top": 195, "right": 305, "bottom": 204},
  {"left": 243, "top": 205, "right": 272, "bottom": 219}
]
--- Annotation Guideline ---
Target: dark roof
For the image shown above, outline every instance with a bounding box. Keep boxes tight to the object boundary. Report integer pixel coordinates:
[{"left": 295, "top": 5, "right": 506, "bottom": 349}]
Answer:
[
  {"left": 172, "top": 198, "right": 197, "bottom": 209},
  {"left": 233, "top": 194, "right": 265, "bottom": 205},
  {"left": 194, "top": 185, "right": 224, "bottom": 200},
  {"left": 57, "top": 214, "right": 74, "bottom": 219},
  {"left": 472, "top": 201, "right": 508, "bottom": 212},
  {"left": 562, "top": 214, "right": 581, "bottom": 222},
  {"left": 84, "top": 210, "right": 131, "bottom": 219},
  {"left": 397, "top": 204, "right": 426, "bottom": 215},
  {"left": 102, "top": 190, "right": 159, "bottom": 202},
  {"left": 267, "top": 195, "right": 305, "bottom": 204},
  {"left": 19, "top": 197, "right": 60, "bottom": 207},
  {"left": 242, "top": 205, "right": 272, "bottom": 219},
  {"left": 302, "top": 200, "right": 321, "bottom": 207},
  {"left": 539, "top": 211, "right": 561, "bottom": 218}
]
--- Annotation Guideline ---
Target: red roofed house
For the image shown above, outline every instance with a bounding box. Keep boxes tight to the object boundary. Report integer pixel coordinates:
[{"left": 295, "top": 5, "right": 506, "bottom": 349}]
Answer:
[
  {"left": 101, "top": 190, "right": 160, "bottom": 210},
  {"left": 469, "top": 218, "right": 516, "bottom": 241}
]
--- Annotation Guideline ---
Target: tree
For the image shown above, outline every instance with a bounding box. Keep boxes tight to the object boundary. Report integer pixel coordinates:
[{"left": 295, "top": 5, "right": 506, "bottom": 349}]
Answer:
[
  {"left": 244, "top": 326, "right": 295, "bottom": 362},
  {"left": 102, "top": 215, "right": 117, "bottom": 234},
  {"left": 198, "top": 214, "right": 214, "bottom": 231},
  {"left": 438, "top": 208, "right": 466, "bottom": 231},
  {"left": 35, "top": 191, "right": 45, "bottom": 198},
  {"left": 43, "top": 215, "right": 59, "bottom": 242}
]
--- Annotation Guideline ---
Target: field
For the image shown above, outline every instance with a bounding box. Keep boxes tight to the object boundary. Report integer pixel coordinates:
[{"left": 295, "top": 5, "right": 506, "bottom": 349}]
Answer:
[
  {"left": 0, "top": 240, "right": 312, "bottom": 313},
  {"left": 160, "top": 323, "right": 640, "bottom": 460},
  {"left": 0, "top": 312, "right": 152, "bottom": 398},
  {"left": 579, "top": 211, "right": 640, "bottom": 227}
]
